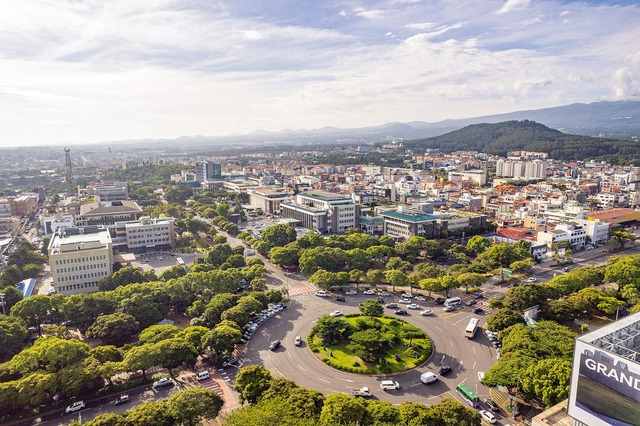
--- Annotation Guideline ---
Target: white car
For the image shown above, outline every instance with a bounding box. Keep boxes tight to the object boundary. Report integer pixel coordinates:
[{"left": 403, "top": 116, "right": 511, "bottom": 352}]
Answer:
[
  {"left": 401, "top": 293, "right": 413, "bottom": 298},
  {"left": 377, "top": 291, "right": 390, "bottom": 296},
  {"left": 345, "top": 290, "right": 358, "bottom": 295},
  {"left": 479, "top": 409, "right": 497, "bottom": 424},
  {"left": 66, "top": 401, "right": 85, "bottom": 413},
  {"left": 363, "top": 290, "right": 375, "bottom": 295},
  {"left": 330, "top": 310, "right": 343, "bottom": 317},
  {"left": 407, "top": 303, "right": 420, "bottom": 309},
  {"left": 420, "top": 310, "right": 433, "bottom": 316},
  {"left": 478, "top": 372, "right": 485, "bottom": 382},
  {"left": 315, "top": 291, "right": 328, "bottom": 297},
  {"left": 414, "top": 295, "right": 426, "bottom": 301},
  {"left": 399, "top": 298, "right": 412, "bottom": 304},
  {"left": 380, "top": 380, "right": 400, "bottom": 390},
  {"left": 527, "top": 277, "right": 537, "bottom": 282}
]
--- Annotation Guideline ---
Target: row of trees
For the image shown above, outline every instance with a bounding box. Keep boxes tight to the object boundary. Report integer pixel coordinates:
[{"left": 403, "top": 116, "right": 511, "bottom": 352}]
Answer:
[{"left": 230, "top": 365, "right": 482, "bottom": 425}]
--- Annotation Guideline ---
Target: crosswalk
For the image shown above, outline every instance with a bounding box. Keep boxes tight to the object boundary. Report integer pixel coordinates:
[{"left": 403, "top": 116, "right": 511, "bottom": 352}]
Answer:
[
  {"left": 288, "top": 285, "right": 316, "bottom": 296},
  {"left": 195, "top": 369, "right": 239, "bottom": 411}
]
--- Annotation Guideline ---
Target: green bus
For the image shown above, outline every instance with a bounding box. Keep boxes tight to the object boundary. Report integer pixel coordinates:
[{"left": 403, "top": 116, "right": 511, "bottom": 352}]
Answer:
[{"left": 456, "top": 383, "right": 479, "bottom": 408}]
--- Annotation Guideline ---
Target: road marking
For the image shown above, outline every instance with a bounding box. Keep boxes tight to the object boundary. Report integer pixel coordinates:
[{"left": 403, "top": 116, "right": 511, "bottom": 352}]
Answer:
[
  {"left": 318, "top": 378, "right": 331, "bottom": 383},
  {"left": 277, "top": 321, "right": 283, "bottom": 327},
  {"left": 287, "top": 351, "right": 291, "bottom": 358},
  {"left": 472, "top": 346, "right": 476, "bottom": 354},
  {"left": 334, "top": 377, "right": 354, "bottom": 382},
  {"left": 472, "top": 360, "right": 476, "bottom": 369},
  {"left": 449, "top": 339, "right": 453, "bottom": 346},
  {"left": 298, "top": 365, "right": 306, "bottom": 372},
  {"left": 441, "top": 354, "right": 446, "bottom": 362},
  {"left": 410, "top": 383, "right": 421, "bottom": 387},
  {"left": 436, "top": 326, "right": 443, "bottom": 333}
]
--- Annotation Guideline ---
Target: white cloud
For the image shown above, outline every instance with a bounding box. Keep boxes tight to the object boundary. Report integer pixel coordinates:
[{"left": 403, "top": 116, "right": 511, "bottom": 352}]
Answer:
[
  {"left": 405, "top": 22, "right": 436, "bottom": 30},
  {"left": 497, "top": 0, "right": 531, "bottom": 15}
]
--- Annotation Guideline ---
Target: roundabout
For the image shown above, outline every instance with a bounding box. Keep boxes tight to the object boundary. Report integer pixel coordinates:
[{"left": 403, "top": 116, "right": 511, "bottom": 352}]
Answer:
[{"left": 239, "top": 289, "right": 498, "bottom": 407}]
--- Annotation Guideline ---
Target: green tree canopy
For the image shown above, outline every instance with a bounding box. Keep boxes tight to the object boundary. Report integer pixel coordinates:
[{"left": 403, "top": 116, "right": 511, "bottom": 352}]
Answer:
[
  {"left": 86, "top": 312, "right": 140, "bottom": 346},
  {"left": 234, "top": 365, "right": 273, "bottom": 404}
]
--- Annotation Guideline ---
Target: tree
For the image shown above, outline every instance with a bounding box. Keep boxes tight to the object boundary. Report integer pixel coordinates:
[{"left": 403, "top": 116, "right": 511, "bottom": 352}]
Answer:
[
  {"left": 385, "top": 256, "right": 412, "bottom": 273},
  {"left": 509, "top": 258, "right": 534, "bottom": 274},
  {"left": 206, "top": 244, "right": 233, "bottom": 267},
  {"left": 159, "top": 265, "right": 187, "bottom": 281},
  {"left": 234, "top": 365, "right": 273, "bottom": 404},
  {"left": 413, "top": 263, "right": 445, "bottom": 280},
  {"left": 216, "top": 203, "right": 230, "bottom": 218},
  {"left": 98, "top": 266, "right": 149, "bottom": 291},
  {"left": 299, "top": 247, "right": 348, "bottom": 275},
  {"left": 126, "top": 401, "right": 175, "bottom": 426},
  {"left": 346, "top": 248, "right": 371, "bottom": 272},
  {"left": 358, "top": 299, "right": 384, "bottom": 317},
  {"left": 523, "top": 358, "right": 572, "bottom": 408},
  {"left": 123, "top": 344, "right": 158, "bottom": 380},
  {"left": 486, "top": 308, "right": 525, "bottom": 331},
  {"left": 0, "top": 315, "right": 28, "bottom": 362},
  {"left": 0, "top": 285, "right": 23, "bottom": 312},
  {"left": 366, "top": 400, "right": 400, "bottom": 424},
  {"left": 9, "top": 336, "right": 89, "bottom": 375},
  {"left": 430, "top": 398, "right": 482, "bottom": 425},
  {"left": 366, "top": 269, "right": 386, "bottom": 287},
  {"left": 164, "top": 186, "right": 193, "bottom": 205},
  {"left": 319, "top": 393, "right": 368, "bottom": 425},
  {"left": 609, "top": 229, "right": 636, "bottom": 250},
  {"left": 85, "top": 412, "right": 129, "bottom": 425},
  {"left": 604, "top": 255, "right": 640, "bottom": 290},
  {"left": 419, "top": 277, "right": 446, "bottom": 297},
  {"left": 398, "top": 401, "right": 436, "bottom": 426},
  {"left": 501, "top": 283, "right": 552, "bottom": 312},
  {"left": 261, "top": 224, "right": 297, "bottom": 248},
  {"left": 269, "top": 245, "right": 300, "bottom": 268},
  {"left": 385, "top": 269, "right": 409, "bottom": 292},
  {"left": 455, "top": 272, "right": 486, "bottom": 292},
  {"left": 10, "top": 294, "right": 52, "bottom": 334},
  {"left": 225, "top": 396, "right": 318, "bottom": 426},
  {"left": 308, "top": 269, "right": 348, "bottom": 291},
  {"left": 86, "top": 313, "right": 140, "bottom": 346},
  {"left": 154, "top": 338, "right": 198, "bottom": 374},
  {"left": 466, "top": 235, "right": 491, "bottom": 255},
  {"left": 423, "top": 239, "right": 446, "bottom": 260},
  {"left": 167, "top": 387, "right": 224, "bottom": 426},
  {"left": 311, "top": 315, "right": 350, "bottom": 345},
  {"left": 203, "top": 324, "right": 242, "bottom": 359},
  {"left": 138, "top": 324, "right": 180, "bottom": 345}
]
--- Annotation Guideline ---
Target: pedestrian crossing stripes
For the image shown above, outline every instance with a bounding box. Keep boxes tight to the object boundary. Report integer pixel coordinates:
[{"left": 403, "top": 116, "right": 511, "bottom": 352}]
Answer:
[{"left": 287, "top": 285, "right": 315, "bottom": 296}]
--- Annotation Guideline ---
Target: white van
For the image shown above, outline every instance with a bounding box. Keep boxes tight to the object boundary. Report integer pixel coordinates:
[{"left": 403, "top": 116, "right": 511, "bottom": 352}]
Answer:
[
  {"left": 196, "top": 370, "right": 210, "bottom": 381},
  {"left": 444, "top": 297, "right": 461, "bottom": 307},
  {"left": 420, "top": 372, "right": 438, "bottom": 384},
  {"left": 380, "top": 380, "right": 400, "bottom": 390}
]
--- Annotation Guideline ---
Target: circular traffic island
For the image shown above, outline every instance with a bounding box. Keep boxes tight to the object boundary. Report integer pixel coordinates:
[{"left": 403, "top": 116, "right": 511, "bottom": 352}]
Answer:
[{"left": 307, "top": 311, "right": 432, "bottom": 374}]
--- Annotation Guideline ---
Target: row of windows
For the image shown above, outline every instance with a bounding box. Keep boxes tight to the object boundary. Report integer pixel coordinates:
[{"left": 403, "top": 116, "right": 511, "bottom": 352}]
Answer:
[
  {"left": 55, "top": 255, "right": 106, "bottom": 265},
  {"left": 128, "top": 227, "right": 170, "bottom": 233},
  {"left": 59, "top": 282, "right": 99, "bottom": 292},
  {"left": 129, "top": 237, "right": 170, "bottom": 242},
  {"left": 56, "top": 271, "right": 107, "bottom": 283},
  {"left": 55, "top": 263, "right": 107, "bottom": 274}
]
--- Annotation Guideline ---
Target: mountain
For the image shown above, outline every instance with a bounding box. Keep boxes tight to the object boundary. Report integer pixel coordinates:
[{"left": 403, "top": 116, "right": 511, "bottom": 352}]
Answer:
[{"left": 402, "top": 120, "right": 640, "bottom": 164}]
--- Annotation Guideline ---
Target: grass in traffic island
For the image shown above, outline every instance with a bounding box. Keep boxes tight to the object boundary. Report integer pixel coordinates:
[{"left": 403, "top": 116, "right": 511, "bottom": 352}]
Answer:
[{"left": 307, "top": 314, "right": 432, "bottom": 374}]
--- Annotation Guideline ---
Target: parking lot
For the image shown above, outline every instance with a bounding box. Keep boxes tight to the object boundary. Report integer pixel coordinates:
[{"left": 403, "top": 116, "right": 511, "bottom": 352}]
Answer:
[{"left": 134, "top": 251, "right": 199, "bottom": 273}]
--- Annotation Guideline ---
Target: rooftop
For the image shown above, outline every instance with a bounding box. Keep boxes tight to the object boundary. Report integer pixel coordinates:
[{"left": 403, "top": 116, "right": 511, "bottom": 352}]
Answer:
[
  {"left": 298, "top": 191, "right": 352, "bottom": 202},
  {"left": 579, "top": 311, "right": 640, "bottom": 363},
  {"left": 588, "top": 208, "right": 639, "bottom": 220},
  {"left": 381, "top": 210, "right": 438, "bottom": 223}
]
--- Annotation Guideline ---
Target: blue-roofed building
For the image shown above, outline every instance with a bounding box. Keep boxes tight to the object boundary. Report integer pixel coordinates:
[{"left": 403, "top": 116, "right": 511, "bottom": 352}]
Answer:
[
  {"left": 15, "top": 278, "right": 36, "bottom": 298},
  {"left": 380, "top": 207, "right": 488, "bottom": 241}
]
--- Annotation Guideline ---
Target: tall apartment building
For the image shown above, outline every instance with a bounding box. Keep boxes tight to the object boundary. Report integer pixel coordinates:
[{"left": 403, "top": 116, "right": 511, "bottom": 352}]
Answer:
[
  {"left": 281, "top": 191, "right": 360, "bottom": 234},
  {"left": 495, "top": 159, "right": 546, "bottom": 180},
  {"left": 195, "top": 161, "right": 222, "bottom": 183},
  {"left": 48, "top": 227, "right": 113, "bottom": 296}
]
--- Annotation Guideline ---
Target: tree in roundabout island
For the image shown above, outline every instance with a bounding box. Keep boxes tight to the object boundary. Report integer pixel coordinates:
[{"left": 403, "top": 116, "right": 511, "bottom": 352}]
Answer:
[{"left": 308, "top": 309, "right": 432, "bottom": 374}]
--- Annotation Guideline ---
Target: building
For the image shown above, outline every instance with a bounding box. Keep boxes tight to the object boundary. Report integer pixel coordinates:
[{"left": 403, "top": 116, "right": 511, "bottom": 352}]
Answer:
[
  {"left": 8, "top": 195, "right": 38, "bottom": 217},
  {"left": 537, "top": 223, "right": 586, "bottom": 248},
  {"left": 448, "top": 169, "right": 488, "bottom": 186},
  {"left": 0, "top": 200, "right": 11, "bottom": 218},
  {"left": 195, "top": 161, "right": 222, "bottom": 183},
  {"left": 113, "top": 217, "right": 175, "bottom": 252},
  {"left": 40, "top": 214, "right": 75, "bottom": 236},
  {"left": 84, "top": 181, "right": 128, "bottom": 201},
  {"left": 76, "top": 200, "right": 143, "bottom": 228},
  {"left": 0, "top": 217, "right": 20, "bottom": 236},
  {"left": 247, "top": 187, "right": 292, "bottom": 214},
  {"left": 588, "top": 208, "right": 640, "bottom": 226},
  {"left": 281, "top": 191, "right": 360, "bottom": 234},
  {"left": 567, "top": 311, "right": 640, "bottom": 426},
  {"left": 380, "top": 208, "right": 438, "bottom": 240},
  {"left": 48, "top": 227, "right": 113, "bottom": 296}
]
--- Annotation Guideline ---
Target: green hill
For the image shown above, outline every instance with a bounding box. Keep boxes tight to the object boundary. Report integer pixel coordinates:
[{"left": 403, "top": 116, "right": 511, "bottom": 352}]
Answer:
[{"left": 403, "top": 120, "right": 640, "bottom": 164}]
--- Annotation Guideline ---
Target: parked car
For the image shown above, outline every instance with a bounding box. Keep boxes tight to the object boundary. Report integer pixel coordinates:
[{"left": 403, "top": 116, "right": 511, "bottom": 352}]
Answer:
[
  {"left": 269, "top": 340, "right": 281, "bottom": 351},
  {"left": 414, "top": 295, "right": 426, "bottom": 301},
  {"left": 153, "top": 378, "right": 173, "bottom": 389},
  {"left": 444, "top": 305, "right": 455, "bottom": 312},
  {"left": 351, "top": 386, "right": 372, "bottom": 397},
  {"left": 66, "top": 401, "right": 85, "bottom": 413},
  {"left": 434, "top": 298, "right": 445, "bottom": 305},
  {"left": 294, "top": 336, "right": 302, "bottom": 346},
  {"left": 394, "top": 309, "right": 408, "bottom": 315},
  {"left": 196, "top": 370, "right": 210, "bottom": 381},
  {"left": 363, "top": 290, "right": 375, "bottom": 295},
  {"left": 420, "top": 309, "right": 433, "bottom": 316},
  {"left": 479, "top": 409, "right": 497, "bottom": 424},
  {"left": 377, "top": 297, "right": 385, "bottom": 303},
  {"left": 527, "top": 277, "right": 537, "bottom": 282},
  {"left": 330, "top": 310, "right": 343, "bottom": 317},
  {"left": 345, "top": 290, "right": 358, "bottom": 295},
  {"left": 386, "top": 303, "right": 398, "bottom": 309},
  {"left": 438, "top": 365, "right": 451, "bottom": 375},
  {"left": 474, "top": 293, "right": 484, "bottom": 299},
  {"left": 223, "top": 357, "right": 238, "bottom": 367},
  {"left": 114, "top": 394, "right": 130, "bottom": 406},
  {"left": 401, "top": 293, "right": 413, "bottom": 298},
  {"left": 399, "top": 298, "right": 412, "bottom": 304},
  {"left": 315, "top": 291, "right": 328, "bottom": 297},
  {"left": 377, "top": 291, "right": 390, "bottom": 296},
  {"left": 336, "top": 296, "right": 346, "bottom": 302},
  {"left": 563, "top": 266, "right": 570, "bottom": 272},
  {"left": 407, "top": 303, "right": 420, "bottom": 309},
  {"left": 465, "top": 299, "right": 477, "bottom": 306}
]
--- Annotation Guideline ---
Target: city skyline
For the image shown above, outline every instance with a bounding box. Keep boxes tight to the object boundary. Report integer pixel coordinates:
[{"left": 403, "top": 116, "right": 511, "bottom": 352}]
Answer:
[{"left": 1, "top": 0, "right": 639, "bottom": 148}]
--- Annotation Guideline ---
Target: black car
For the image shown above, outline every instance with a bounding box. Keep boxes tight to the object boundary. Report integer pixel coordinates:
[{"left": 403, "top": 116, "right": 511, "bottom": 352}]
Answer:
[
  {"left": 336, "top": 296, "right": 346, "bottom": 302},
  {"left": 474, "top": 293, "right": 484, "bottom": 299},
  {"left": 465, "top": 299, "right": 477, "bottom": 306},
  {"left": 434, "top": 298, "right": 445, "bottom": 305},
  {"left": 377, "top": 297, "right": 384, "bottom": 303},
  {"left": 394, "top": 309, "right": 408, "bottom": 315},
  {"left": 484, "top": 398, "right": 499, "bottom": 412},
  {"left": 473, "top": 307, "right": 484, "bottom": 314},
  {"left": 269, "top": 340, "right": 281, "bottom": 351},
  {"left": 438, "top": 365, "right": 451, "bottom": 375}
]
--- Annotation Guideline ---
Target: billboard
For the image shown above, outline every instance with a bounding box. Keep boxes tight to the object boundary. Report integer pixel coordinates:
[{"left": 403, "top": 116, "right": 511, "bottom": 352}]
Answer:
[{"left": 568, "top": 339, "right": 640, "bottom": 426}]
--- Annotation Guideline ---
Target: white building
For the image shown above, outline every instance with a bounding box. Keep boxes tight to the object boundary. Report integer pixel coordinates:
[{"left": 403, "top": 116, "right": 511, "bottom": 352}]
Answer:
[
  {"left": 281, "top": 191, "right": 360, "bottom": 233},
  {"left": 49, "top": 227, "right": 113, "bottom": 296},
  {"left": 537, "top": 224, "right": 586, "bottom": 248},
  {"left": 114, "top": 217, "right": 175, "bottom": 252}
]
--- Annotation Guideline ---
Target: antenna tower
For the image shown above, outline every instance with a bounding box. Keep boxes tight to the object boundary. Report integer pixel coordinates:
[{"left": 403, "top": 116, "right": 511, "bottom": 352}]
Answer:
[{"left": 64, "top": 148, "right": 75, "bottom": 195}]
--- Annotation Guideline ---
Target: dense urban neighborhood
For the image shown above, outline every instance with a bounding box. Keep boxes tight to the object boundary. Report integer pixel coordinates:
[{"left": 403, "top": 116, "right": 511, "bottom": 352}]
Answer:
[{"left": 2, "top": 127, "right": 640, "bottom": 426}]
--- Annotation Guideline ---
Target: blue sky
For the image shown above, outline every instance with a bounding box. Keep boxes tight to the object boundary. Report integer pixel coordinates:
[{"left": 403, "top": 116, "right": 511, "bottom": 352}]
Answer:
[{"left": 0, "top": 0, "right": 639, "bottom": 147}]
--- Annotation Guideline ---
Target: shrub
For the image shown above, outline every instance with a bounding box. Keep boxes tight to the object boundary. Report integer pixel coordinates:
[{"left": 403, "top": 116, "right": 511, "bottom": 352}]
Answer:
[
  {"left": 388, "top": 320, "right": 400, "bottom": 326},
  {"left": 352, "top": 361, "right": 361, "bottom": 367}
]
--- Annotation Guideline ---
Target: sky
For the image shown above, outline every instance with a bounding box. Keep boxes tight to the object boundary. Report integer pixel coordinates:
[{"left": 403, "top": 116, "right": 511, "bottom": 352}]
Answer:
[{"left": 0, "top": 0, "right": 639, "bottom": 147}]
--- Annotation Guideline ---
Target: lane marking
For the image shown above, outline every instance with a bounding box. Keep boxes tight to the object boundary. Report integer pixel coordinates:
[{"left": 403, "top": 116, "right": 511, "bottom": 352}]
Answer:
[
  {"left": 472, "top": 360, "right": 476, "bottom": 369},
  {"left": 410, "top": 383, "right": 421, "bottom": 387},
  {"left": 318, "top": 378, "right": 331, "bottom": 383},
  {"left": 472, "top": 347, "right": 476, "bottom": 354},
  {"left": 334, "top": 377, "right": 354, "bottom": 382},
  {"left": 287, "top": 351, "right": 291, "bottom": 358},
  {"left": 449, "top": 339, "right": 454, "bottom": 346},
  {"left": 298, "top": 365, "right": 306, "bottom": 372}
]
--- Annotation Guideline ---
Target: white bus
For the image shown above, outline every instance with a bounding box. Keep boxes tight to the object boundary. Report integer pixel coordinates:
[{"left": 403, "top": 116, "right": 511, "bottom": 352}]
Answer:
[
  {"left": 464, "top": 318, "right": 479, "bottom": 339},
  {"left": 176, "top": 257, "right": 187, "bottom": 271},
  {"left": 444, "top": 297, "right": 461, "bottom": 307}
]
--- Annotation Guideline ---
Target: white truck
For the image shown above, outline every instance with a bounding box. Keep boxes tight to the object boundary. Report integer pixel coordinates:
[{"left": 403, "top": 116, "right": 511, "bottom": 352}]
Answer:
[{"left": 350, "top": 387, "right": 372, "bottom": 397}]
